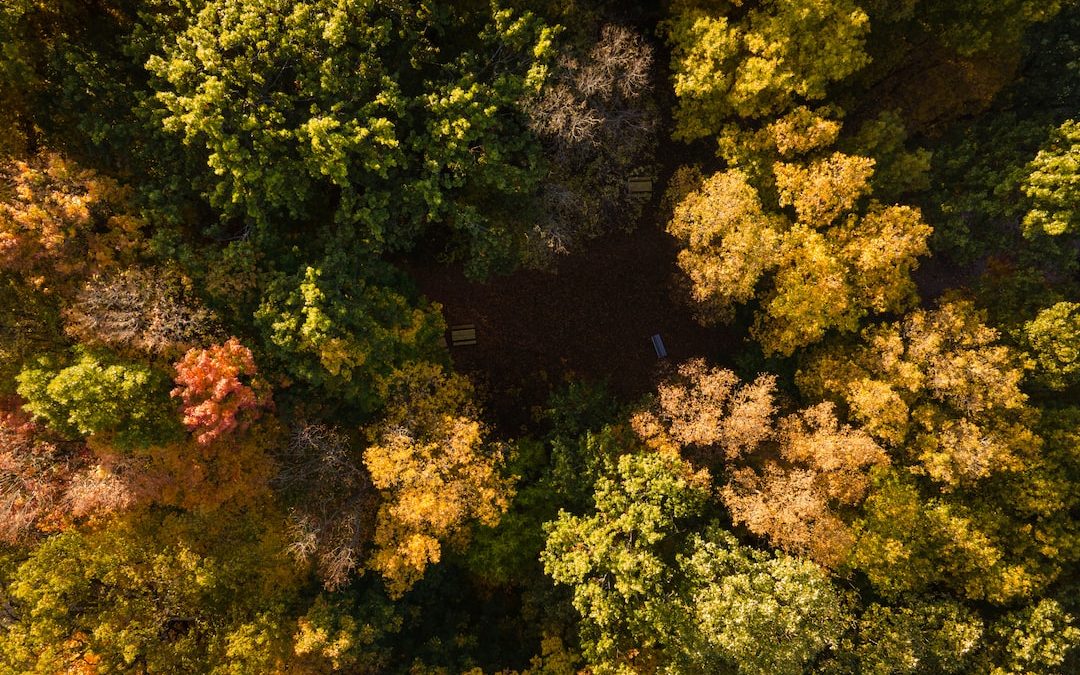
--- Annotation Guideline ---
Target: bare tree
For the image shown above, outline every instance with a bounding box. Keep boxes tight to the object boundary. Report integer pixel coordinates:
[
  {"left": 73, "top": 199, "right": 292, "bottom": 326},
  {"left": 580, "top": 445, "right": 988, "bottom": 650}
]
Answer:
[
  {"left": 64, "top": 450, "right": 158, "bottom": 519},
  {"left": 0, "top": 405, "right": 91, "bottom": 544},
  {"left": 273, "top": 422, "right": 378, "bottom": 590},
  {"left": 523, "top": 24, "right": 659, "bottom": 262},
  {"left": 63, "top": 266, "right": 218, "bottom": 358}
]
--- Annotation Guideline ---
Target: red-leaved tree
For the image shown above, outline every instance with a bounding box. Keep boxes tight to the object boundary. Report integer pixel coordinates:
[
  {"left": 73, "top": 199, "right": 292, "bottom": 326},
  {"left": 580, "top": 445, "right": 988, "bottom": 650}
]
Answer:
[
  {"left": 171, "top": 338, "right": 272, "bottom": 445},
  {"left": 0, "top": 397, "right": 92, "bottom": 544}
]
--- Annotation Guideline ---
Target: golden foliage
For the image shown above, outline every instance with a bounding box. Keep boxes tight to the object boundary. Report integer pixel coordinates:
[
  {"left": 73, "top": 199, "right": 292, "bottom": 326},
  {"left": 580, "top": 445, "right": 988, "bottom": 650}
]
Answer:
[
  {"left": 768, "top": 106, "right": 844, "bottom": 157},
  {"left": 70, "top": 420, "right": 280, "bottom": 515},
  {"left": 667, "top": 138, "right": 930, "bottom": 356},
  {"left": 144, "top": 423, "right": 278, "bottom": 512},
  {"left": 364, "top": 363, "right": 512, "bottom": 597},
  {"left": 0, "top": 152, "right": 146, "bottom": 294},
  {"left": 833, "top": 204, "right": 931, "bottom": 313},
  {"left": 636, "top": 361, "right": 886, "bottom": 567},
  {"left": 774, "top": 152, "right": 875, "bottom": 226},
  {"left": 799, "top": 300, "right": 1036, "bottom": 486},
  {"left": 725, "top": 465, "right": 856, "bottom": 567},
  {"left": 755, "top": 224, "right": 859, "bottom": 355},
  {"left": 667, "top": 169, "right": 783, "bottom": 322}
]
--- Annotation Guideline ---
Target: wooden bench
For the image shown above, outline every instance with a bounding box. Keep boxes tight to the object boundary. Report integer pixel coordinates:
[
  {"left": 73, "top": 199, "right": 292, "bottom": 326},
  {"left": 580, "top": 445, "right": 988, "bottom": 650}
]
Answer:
[
  {"left": 628, "top": 176, "right": 654, "bottom": 199},
  {"left": 450, "top": 324, "right": 477, "bottom": 347},
  {"left": 651, "top": 333, "right": 667, "bottom": 358}
]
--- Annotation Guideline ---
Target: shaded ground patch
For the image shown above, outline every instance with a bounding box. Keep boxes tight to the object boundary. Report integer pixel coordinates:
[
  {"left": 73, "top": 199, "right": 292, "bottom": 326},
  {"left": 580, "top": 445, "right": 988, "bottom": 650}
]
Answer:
[{"left": 405, "top": 222, "right": 741, "bottom": 434}]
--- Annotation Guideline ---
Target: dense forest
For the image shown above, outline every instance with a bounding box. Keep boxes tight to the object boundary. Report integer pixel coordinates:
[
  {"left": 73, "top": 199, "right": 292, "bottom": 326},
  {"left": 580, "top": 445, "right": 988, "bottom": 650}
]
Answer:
[{"left": 1, "top": 0, "right": 1079, "bottom": 672}]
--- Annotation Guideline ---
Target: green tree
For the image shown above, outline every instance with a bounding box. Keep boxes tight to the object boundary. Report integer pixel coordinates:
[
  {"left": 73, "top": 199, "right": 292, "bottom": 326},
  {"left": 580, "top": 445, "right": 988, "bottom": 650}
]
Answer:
[
  {"left": 0, "top": 0, "right": 36, "bottom": 156},
  {"left": 845, "top": 405, "right": 1080, "bottom": 606},
  {"left": 845, "top": 599, "right": 985, "bottom": 675},
  {"left": 463, "top": 386, "right": 624, "bottom": 588},
  {"left": 678, "top": 526, "right": 848, "bottom": 675},
  {"left": 0, "top": 276, "right": 63, "bottom": 395},
  {"left": 1022, "top": 119, "right": 1080, "bottom": 237},
  {"left": 16, "top": 349, "right": 181, "bottom": 449},
  {"left": 869, "top": 0, "right": 1065, "bottom": 56},
  {"left": 254, "top": 259, "right": 445, "bottom": 412},
  {"left": 987, "top": 599, "right": 1080, "bottom": 675},
  {"left": 292, "top": 591, "right": 402, "bottom": 673},
  {"left": 542, "top": 450, "right": 847, "bottom": 674},
  {"left": 849, "top": 469, "right": 1046, "bottom": 604},
  {"left": 542, "top": 451, "right": 710, "bottom": 673},
  {"left": 0, "top": 509, "right": 301, "bottom": 673},
  {"left": 146, "top": 0, "right": 554, "bottom": 273},
  {"left": 1025, "top": 301, "right": 1080, "bottom": 390}
]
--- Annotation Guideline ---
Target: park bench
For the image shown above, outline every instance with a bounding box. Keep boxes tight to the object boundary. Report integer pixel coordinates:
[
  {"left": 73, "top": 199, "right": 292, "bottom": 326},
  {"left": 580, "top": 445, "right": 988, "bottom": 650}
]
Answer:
[
  {"left": 628, "top": 175, "right": 653, "bottom": 200},
  {"left": 450, "top": 324, "right": 477, "bottom": 347},
  {"left": 651, "top": 333, "right": 667, "bottom": 358}
]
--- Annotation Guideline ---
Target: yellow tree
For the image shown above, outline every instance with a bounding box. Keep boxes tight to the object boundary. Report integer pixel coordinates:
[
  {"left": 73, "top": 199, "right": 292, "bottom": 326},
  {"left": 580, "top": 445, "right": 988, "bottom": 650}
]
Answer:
[
  {"left": 665, "top": 0, "right": 870, "bottom": 140},
  {"left": 363, "top": 362, "right": 512, "bottom": 597},
  {"left": 663, "top": 0, "right": 933, "bottom": 357},
  {"left": 798, "top": 299, "right": 1036, "bottom": 487},
  {"left": 755, "top": 223, "right": 860, "bottom": 356},
  {"left": 666, "top": 167, "right": 783, "bottom": 324},
  {"left": 667, "top": 144, "right": 931, "bottom": 356},
  {"left": 798, "top": 303, "right": 1080, "bottom": 604}
]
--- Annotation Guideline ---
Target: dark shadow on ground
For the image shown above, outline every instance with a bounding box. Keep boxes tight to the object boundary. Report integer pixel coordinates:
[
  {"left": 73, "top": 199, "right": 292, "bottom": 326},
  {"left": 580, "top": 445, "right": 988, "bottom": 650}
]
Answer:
[{"left": 404, "top": 223, "right": 741, "bottom": 434}]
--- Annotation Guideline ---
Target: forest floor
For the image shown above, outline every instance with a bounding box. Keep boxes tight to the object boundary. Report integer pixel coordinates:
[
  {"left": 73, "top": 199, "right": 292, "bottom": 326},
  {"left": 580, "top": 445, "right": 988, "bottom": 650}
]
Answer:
[
  {"left": 401, "top": 21, "right": 751, "bottom": 435},
  {"left": 405, "top": 219, "right": 739, "bottom": 435}
]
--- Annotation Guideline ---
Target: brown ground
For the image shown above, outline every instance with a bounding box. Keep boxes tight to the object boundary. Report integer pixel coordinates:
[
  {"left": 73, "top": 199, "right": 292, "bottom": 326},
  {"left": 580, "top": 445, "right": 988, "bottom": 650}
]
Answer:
[{"left": 404, "top": 222, "right": 738, "bottom": 434}]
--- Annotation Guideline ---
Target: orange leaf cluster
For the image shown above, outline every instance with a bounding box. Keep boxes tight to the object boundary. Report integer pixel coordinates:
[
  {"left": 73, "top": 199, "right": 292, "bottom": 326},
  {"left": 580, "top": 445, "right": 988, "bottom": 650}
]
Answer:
[
  {"left": 172, "top": 338, "right": 272, "bottom": 445},
  {"left": 0, "top": 152, "right": 146, "bottom": 294}
]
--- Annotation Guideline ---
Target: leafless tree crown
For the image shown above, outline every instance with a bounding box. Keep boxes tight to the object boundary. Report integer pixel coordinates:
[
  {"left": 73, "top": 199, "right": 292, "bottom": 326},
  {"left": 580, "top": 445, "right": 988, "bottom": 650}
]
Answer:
[
  {"left": 523, "top": 24, "right": 659, "bottom": 263},
  {"left": 63, "top": 267, "right": 218, "bottom": 358},
  {"left": 274, "top": 422, "right": 378, "bottom": 590}
]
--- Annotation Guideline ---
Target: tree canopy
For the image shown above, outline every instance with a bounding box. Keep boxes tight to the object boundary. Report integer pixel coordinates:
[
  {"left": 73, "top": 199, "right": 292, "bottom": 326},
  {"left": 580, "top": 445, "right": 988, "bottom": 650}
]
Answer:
[{"left": 1, "top": 0, "right": 1078, "bottom": 672}]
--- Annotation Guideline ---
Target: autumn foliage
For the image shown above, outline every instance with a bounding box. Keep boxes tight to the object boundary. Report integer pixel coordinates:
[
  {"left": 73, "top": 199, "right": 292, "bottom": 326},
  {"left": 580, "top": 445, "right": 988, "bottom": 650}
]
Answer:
[
  {"left": 172, "top": 338, "right": 272, "bottom": 445},
  {"left": 798, "top": 300, "right": 1036, "bottom": 486},
  {"left": 0, "top": 401, "right": 85, "bottom": 544},
  {"left": 363, "top": 363, "right": 512, "bottom": 597},
  {"left": 0, "top": 1, "right": 1078, "bottom": 672},
  {"left": 636, "top": 360, "right": 887, "bottom": 567},
  {"left": 0, "top": 152, "right": 145, "bottom": 293}
]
